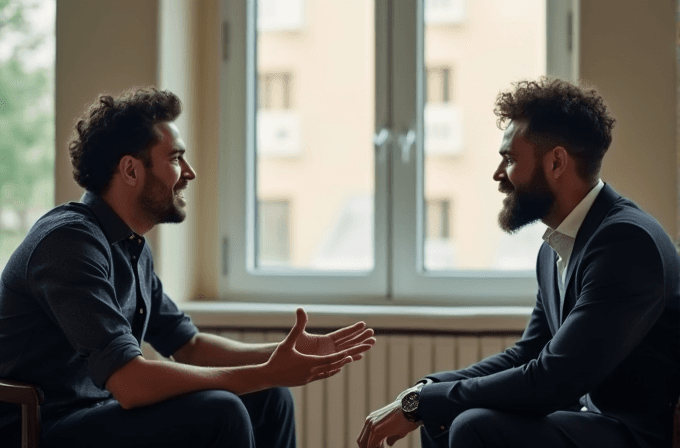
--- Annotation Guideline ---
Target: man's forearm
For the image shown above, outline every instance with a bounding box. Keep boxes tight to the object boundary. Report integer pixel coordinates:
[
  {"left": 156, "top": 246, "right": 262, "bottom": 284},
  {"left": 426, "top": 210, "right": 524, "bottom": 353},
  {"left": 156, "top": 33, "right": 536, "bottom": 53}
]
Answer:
[
  {"left": 105, "top": 355, "right": 272, "bottom": 410},
  {"left": 173, "top": 332, "right": 278, "bottom": 367}
]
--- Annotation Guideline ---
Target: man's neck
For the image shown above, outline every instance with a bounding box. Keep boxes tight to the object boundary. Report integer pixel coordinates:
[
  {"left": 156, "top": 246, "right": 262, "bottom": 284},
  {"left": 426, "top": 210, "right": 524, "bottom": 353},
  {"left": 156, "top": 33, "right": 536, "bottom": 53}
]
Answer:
[
  {"left": 543, "top": 180, "right": 599, "bottom": 229},
  {"left": 101, "top": 188, "right": 153, "bottom": 235}
]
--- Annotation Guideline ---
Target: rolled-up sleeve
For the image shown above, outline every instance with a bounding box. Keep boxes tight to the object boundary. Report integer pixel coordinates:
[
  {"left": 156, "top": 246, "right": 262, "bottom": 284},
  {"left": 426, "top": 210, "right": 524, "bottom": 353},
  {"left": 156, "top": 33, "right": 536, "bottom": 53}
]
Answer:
[
  {"left": 28, "top": 221, "right": 142, "bottom": 389},
  {"left": 144, "top": 265, "right": 198, "bottom": 358}
]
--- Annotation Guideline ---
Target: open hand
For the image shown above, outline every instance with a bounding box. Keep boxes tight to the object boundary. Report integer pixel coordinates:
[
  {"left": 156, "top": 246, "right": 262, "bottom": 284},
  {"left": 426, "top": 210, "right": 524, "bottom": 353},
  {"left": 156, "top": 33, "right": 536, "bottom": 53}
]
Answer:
[
  {"left": 266, "top": 308, "right": 373, "bottom": 387},
  {"left": 357, "top": 400, "right": 420, "bottom": 448},
  {"left": 295, "top": 309, "right": 376, "bottom": 361}
]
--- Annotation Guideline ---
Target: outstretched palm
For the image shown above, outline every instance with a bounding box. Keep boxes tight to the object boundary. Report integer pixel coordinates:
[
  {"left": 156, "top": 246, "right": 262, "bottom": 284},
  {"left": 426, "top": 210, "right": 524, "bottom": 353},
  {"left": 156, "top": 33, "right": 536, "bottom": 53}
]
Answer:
[{"left": 295, "top": 313, "right": 376, "bottom": 360}]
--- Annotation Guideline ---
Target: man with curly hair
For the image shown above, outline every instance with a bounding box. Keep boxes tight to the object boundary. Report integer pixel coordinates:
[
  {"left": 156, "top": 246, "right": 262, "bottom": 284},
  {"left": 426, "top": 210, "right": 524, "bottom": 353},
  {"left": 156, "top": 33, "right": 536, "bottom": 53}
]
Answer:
[
  {"left": 359, "top": 77, "right": 680, "bottom": 448},
  {"left": 0, "top": 87, "right": 376, "bottom": 448}
]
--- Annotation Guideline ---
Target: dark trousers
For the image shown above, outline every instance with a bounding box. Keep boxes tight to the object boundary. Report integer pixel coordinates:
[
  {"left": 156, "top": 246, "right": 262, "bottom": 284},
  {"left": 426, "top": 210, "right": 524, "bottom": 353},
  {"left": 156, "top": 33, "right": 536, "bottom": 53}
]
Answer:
[
  {"left": 40, "top": 387, "right": 296, "bottom": 448},
  {"left": 420, "top": 408, "right": 637, "bottom": 448}
]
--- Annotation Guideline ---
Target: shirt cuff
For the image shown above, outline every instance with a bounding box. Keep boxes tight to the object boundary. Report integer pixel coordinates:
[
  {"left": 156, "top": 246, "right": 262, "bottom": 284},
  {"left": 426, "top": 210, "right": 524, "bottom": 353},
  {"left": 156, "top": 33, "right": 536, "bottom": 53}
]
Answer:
[
  {"left": 88, "top": 333, "right": 142, "bottom": 389},
  {"left": 149, "top": 317, "right": 199, "bottom": 359}
]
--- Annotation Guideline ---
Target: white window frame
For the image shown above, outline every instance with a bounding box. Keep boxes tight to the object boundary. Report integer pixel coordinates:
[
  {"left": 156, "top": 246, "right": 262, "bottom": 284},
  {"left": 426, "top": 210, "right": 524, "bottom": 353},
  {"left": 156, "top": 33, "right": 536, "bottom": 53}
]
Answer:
[{"left": 218, "top": 0, "right": 579, "bottom": 306}]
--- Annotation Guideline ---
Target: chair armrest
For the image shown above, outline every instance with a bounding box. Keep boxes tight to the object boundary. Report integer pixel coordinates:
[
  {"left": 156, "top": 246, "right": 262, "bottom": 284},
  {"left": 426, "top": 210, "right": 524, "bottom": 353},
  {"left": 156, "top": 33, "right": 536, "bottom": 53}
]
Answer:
[{"left": 0, "top": 379, "right": 44, "bottom": 406}]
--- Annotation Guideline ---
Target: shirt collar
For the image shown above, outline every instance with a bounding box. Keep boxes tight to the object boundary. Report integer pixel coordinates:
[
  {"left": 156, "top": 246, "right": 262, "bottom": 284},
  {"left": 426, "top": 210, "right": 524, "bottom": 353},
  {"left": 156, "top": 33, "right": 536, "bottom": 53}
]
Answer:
[
  {"left": 80, "top": 191, "right": 137, "bottom": 245},
  {"left": 554, "top": 179, "right": 605, "bottom": 239},
  {"left": 541, "top": 179, "right": 604, "bottom": 260}
]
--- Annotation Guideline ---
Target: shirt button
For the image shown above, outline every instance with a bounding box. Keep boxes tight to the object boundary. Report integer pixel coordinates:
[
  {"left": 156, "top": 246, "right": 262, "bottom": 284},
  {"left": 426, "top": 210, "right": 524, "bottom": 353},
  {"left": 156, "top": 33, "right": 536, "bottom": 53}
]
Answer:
[
  {"left": 440, "top": 425, "right": 446, "bottom": 431},
  {"left": 139, "top": 308, "right": 144, "bottom": 314},
  {"left": 131, "top": 255, "right": 136, "bottom": 260}
]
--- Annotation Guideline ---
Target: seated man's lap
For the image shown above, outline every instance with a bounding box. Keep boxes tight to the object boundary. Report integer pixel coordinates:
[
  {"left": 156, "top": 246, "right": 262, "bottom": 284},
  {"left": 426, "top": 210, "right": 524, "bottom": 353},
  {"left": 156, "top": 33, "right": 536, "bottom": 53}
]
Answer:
[
  {"left": 42, "top": 388, "right": 294, "bottom": 448},
  {"left": 421, "top": 408, "right": 636, "bottom": 448}
]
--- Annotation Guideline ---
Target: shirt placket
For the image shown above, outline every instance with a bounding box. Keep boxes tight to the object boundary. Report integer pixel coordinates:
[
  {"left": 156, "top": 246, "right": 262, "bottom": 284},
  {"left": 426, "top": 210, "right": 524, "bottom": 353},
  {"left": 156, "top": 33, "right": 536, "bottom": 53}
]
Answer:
[{"left": 128, "top": 234, "right": 147, "bottom": 343}]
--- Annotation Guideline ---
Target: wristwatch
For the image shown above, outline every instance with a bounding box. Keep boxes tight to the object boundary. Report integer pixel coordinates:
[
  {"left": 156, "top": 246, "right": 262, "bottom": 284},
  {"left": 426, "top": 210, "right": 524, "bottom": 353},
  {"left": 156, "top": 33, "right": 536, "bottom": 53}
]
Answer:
[{"left": 400, "top": 386, "right": 423, "bottom": 422}]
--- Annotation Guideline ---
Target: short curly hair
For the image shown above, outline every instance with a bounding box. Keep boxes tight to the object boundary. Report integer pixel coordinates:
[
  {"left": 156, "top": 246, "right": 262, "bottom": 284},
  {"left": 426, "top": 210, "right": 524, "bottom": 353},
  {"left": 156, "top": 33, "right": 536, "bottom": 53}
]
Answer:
[
  {"left": 68, "top": 87, "right": 182, "bottom": 195},
  {"left": 494, "top": 77, "right": 615, "bottom": 182}
]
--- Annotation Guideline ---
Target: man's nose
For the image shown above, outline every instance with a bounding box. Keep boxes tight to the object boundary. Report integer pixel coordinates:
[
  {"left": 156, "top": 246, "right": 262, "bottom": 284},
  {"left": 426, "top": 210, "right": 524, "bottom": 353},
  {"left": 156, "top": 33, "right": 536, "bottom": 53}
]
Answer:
[{"left": 493, "top": 165, "right": 505, "bottom": 182}]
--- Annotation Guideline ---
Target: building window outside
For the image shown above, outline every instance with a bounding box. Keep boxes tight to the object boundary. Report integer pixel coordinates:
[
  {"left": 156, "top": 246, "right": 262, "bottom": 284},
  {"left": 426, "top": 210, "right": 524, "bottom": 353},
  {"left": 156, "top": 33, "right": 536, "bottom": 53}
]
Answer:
[
  {"left": 258, "top": 72, "right": 293, "bottom": 110},
  {"left": 425, "top": 66, "right": 452, "bottom": 104},
  {"left": 425, "top": 199, "right": 451, "bottom": 239}
]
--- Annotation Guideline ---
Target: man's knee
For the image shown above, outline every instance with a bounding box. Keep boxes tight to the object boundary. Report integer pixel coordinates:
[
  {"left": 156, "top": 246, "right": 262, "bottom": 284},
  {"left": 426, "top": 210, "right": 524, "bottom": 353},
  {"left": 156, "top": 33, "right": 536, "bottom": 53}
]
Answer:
[
  {"left": 188, "top": 390, "right": 253, "bottom": 439},
  {"left": 448, "top": 408, "right": 497, "bottom": 446},
  {"left": 267, "top": 387, "right": 295, "bottom": 416}
]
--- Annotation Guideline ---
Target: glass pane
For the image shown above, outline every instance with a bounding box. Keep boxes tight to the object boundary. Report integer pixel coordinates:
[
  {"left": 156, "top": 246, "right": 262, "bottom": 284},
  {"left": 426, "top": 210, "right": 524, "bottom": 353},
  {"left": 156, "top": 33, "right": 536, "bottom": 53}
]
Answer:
[
  {"left": 255, "top": 0, "right": 375, "bottom": 271},
  {"left": 0, "top": 0, "right": 55, "bottom": 272},
  {"left": 422, "top": 0, "right": 547, "bottom": 271}
]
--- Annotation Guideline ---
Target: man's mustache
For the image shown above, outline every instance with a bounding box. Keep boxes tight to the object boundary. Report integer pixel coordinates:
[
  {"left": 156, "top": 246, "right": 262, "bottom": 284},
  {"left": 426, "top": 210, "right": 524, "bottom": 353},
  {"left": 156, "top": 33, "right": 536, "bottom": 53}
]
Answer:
[{"left": 498, "top": 181, "right": 514, "bottom": 195}]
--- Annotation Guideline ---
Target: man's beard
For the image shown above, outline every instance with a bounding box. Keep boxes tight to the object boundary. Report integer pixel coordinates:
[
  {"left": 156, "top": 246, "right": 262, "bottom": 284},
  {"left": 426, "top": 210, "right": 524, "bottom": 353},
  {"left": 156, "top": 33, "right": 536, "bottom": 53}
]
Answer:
[
  {"left": 139, "top": 170, "right": 186, "bottom": 225},
  {"left": 498, "top": 167, "right": 554, "bottom": 233}
]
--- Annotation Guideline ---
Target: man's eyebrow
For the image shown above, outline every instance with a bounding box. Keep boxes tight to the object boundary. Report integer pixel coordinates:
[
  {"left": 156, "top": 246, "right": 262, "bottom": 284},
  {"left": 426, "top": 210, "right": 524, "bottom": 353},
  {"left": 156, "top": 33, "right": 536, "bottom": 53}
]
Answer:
[{"left": 169, "top": 148, "right": 186, "bottom": 156}]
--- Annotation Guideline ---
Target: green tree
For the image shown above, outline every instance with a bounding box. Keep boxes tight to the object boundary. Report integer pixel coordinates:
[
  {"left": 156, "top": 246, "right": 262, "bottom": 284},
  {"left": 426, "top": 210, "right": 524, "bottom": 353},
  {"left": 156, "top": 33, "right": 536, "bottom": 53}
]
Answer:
[{"left": 0, "top": 0, "right": 54, "bottom": 264}]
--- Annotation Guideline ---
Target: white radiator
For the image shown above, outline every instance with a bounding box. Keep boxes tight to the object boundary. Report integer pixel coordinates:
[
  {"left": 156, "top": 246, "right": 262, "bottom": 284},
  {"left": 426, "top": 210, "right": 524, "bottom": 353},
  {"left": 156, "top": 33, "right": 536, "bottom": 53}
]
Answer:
[{"left": 212, "top": 329, "right": 521, "bottom": 448}]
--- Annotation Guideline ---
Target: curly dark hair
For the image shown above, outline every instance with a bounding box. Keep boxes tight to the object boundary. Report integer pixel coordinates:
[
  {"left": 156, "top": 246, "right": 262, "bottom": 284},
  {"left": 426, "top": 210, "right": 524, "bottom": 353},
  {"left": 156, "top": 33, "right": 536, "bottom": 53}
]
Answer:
[
  {"left": 68, "top": 87, "right": 182, "bottom": 195},
  {"left": 494, "top": 77, "right": 615, "bottom": 182}
]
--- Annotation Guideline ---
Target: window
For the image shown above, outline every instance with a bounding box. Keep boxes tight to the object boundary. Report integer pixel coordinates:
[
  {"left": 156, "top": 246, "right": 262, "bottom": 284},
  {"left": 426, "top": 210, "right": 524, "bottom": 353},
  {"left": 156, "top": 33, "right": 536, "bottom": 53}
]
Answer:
[
  {"left": 425, "top": 199, "right": 451, "bottom": 239},
  {"left": 425, "top": 66, "right": 452, "bottom": 104},
  {"left": 219, "top": 0, "right": 577, "bottom": 305},
  {"left": 257, "top": 71, "right": 301, "bottom": 157},
  {"left": 0, "top": 0, "right": 55, "bottom": 272},
  {"left": 258, "top": 0, "right": 305, "bottom": 32},
  {"left": 425, "top": 0, "right": 466, "bottom": 25},
  {"left": 257, "top": 200, "right": 291, "bottom": 266},
  {"left": 258, "top": 72, "right": 292, "bottom": 110}
]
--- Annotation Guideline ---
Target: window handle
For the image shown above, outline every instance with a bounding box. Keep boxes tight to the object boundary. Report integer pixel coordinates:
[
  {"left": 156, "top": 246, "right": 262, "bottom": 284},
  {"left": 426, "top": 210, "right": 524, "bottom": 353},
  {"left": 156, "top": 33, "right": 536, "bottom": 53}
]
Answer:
[
  {"left": 398, "top": 128, "right": 416, "bottom": 164},
  {"left": 373, "top": 127, "right": 394, "bottom": 163}
]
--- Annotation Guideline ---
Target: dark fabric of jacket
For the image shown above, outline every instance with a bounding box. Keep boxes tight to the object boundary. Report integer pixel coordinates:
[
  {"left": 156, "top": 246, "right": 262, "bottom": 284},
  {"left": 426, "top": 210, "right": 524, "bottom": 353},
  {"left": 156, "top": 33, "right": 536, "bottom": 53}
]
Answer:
[{"left": 419, "top": 184, "right": 680, "bottom": 448}]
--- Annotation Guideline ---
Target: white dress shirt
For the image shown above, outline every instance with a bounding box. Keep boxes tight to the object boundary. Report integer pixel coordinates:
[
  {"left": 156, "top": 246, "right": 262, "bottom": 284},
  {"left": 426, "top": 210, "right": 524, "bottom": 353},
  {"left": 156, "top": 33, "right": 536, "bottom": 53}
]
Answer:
[{"left": 542, "top": 179, "right": 605, "bottom": 319}]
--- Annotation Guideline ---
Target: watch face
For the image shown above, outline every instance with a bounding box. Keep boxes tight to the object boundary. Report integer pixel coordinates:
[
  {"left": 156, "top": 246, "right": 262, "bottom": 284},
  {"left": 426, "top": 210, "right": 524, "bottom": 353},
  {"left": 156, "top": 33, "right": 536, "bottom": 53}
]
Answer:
[{"left": 401, "top": 391, "right": 419, "bottom": 413}]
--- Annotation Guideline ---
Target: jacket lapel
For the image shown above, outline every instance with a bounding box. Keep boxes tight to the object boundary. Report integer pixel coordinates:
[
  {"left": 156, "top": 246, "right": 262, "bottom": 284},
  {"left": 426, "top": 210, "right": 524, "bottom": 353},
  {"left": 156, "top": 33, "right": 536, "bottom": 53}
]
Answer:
[{"left": 561, "top": 183, "right": 620, "bottom": 322}]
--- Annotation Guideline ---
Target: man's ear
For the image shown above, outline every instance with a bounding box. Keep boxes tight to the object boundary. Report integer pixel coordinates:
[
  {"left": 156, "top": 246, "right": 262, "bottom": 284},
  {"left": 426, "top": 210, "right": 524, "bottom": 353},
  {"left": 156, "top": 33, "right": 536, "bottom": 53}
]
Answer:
[
  {"left": 118, "top": 155, "right": 141, "bottom": 187},
  {"left": 547, "top": 146, "right": 568, "bottom": 180}
]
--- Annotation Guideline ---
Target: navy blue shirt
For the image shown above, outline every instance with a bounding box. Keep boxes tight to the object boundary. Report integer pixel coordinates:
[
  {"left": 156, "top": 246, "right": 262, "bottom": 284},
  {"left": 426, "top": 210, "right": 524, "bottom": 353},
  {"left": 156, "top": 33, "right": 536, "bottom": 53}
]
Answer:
[{"left": 0, "top": 191, "right": 198, "bottom": 429}]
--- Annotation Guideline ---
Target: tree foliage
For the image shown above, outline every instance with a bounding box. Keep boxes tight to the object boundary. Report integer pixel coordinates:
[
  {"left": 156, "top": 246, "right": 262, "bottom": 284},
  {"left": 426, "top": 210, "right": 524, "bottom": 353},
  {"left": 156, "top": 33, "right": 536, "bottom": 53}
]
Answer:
[
  {"left": 0, "top": 0, "right": 53, "bottom": 272},
  {"left": 0, "top": 0, "right": 53, "bottom": 236}
]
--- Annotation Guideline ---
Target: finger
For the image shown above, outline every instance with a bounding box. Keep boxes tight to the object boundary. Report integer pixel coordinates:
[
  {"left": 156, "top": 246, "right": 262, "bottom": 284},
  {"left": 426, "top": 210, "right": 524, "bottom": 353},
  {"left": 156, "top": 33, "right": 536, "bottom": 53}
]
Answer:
[
  {"left": 327, "top": 321, "right": 366, "bottom": 342},
  {"left": 309, "top": 367, "right": 341, "bottom": 383},
  {"left": 336, "top": 322, "right": 374, "bottom": 345},
  {"left": 310, "top": 355, "right": 352, "bottom": 375},
  {"left": 336, "top": 330, "right": 376, "bottom": 349},
  {"left": 313, "top": 343, "right": 374, "bottom": 365},
  {"left": 358, "top": 419, "right": 371, "bottom": 448},
  {"left": 280, "top": 308, "right": 308, "bottom": 349},
  {"left": 337, "top": 332, "right": 377, "bottom": 350},
  {"left": 386, "top": 433, "right": 406, "bottom": 446}
]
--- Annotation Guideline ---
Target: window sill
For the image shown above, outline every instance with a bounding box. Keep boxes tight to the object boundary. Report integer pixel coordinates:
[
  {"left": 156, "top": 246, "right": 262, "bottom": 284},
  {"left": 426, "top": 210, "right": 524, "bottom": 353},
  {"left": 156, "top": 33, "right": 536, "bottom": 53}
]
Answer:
[{"left": 180, "top": 302, "right": 532, "bottom": 333}]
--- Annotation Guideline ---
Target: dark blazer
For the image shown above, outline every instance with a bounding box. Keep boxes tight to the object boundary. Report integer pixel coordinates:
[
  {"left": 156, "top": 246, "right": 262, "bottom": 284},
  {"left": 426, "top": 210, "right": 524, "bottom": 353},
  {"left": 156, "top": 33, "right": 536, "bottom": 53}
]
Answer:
[{"left": 419, "top": 184, "right": 680, "bottom": 448}]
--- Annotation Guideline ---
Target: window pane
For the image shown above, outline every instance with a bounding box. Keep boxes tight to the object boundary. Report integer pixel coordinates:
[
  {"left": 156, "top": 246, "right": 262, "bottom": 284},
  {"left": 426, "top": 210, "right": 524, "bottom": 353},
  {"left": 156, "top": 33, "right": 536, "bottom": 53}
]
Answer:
[
  {"left": 255, "top": 0, "right": 375, "bottom": 271},
  {"left": 0, "top": 0, "right": 55, "bottom": 272},
  {"left": 423, "top": 0, "right": 546, "bottom": 271}
]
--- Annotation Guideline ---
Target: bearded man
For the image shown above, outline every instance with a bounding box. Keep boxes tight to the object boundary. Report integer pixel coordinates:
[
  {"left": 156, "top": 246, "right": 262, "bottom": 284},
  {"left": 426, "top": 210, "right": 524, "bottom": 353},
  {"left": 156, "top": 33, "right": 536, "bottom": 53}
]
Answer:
[
  {"left": 0, "top": 88, "right": 375, "bottom": 448},
  {"left": 358, "top": 78, "right": 680, "bottom": 448}
]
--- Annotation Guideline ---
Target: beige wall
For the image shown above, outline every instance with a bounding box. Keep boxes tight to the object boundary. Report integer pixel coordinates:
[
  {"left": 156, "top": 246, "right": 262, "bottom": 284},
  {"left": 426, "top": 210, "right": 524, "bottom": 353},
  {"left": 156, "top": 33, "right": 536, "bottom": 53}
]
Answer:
[
  {"left": 55, "top": 0, "right": 679, "bottom": 301},
  {"left": 580, "top": 1, "right": 677, "bottom": 238},
  {"left": 55, "top": 0, "right": 161, "bottom": 252}
]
